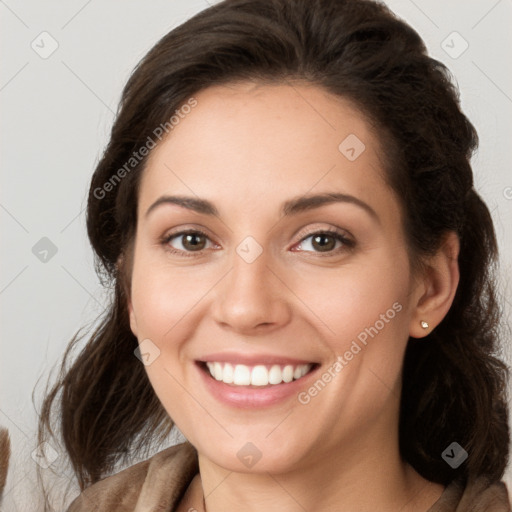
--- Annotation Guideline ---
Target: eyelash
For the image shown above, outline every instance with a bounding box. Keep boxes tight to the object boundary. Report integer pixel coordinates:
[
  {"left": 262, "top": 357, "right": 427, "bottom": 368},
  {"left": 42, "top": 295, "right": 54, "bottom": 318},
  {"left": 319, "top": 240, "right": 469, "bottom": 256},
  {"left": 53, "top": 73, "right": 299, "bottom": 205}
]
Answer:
[{"left": 160, "top": 227, "right": 355, "bottom": 258}]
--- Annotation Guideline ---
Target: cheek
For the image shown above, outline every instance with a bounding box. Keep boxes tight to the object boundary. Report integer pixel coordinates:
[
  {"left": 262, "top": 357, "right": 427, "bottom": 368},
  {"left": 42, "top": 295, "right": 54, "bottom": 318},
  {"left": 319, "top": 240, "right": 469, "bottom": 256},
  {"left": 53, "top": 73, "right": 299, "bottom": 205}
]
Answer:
[
  {"left": 130, "top": 256, "right": 208, "bottom": 339},
  {"left": 291, "top": 255, "right": 410, "bottom": 353},
  {"left": 130, "top": 261, "right": 200, "bottom": 421}
]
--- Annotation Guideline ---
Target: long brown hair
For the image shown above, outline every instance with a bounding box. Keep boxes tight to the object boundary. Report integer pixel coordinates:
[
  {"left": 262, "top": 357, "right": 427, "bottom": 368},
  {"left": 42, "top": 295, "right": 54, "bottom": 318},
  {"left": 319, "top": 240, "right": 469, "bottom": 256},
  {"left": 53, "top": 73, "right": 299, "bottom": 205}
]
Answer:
[{"left": 37, "top": 0, "right": 510, "bottom": 503}]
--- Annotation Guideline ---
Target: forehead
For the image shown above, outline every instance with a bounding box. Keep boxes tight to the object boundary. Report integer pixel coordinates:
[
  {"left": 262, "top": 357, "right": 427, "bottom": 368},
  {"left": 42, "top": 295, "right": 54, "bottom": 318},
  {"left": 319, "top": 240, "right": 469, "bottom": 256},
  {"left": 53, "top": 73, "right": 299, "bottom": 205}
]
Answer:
[{"left": 138, "top": 81, "right": 396, "bottom": 222}]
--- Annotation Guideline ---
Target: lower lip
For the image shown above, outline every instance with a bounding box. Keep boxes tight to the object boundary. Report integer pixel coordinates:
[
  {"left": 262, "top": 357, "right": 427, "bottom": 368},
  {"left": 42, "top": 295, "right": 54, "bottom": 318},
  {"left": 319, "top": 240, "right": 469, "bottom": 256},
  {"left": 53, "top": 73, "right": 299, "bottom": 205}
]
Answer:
[{"left": 196, "top": 363, "right": 319, "bottom": 408}]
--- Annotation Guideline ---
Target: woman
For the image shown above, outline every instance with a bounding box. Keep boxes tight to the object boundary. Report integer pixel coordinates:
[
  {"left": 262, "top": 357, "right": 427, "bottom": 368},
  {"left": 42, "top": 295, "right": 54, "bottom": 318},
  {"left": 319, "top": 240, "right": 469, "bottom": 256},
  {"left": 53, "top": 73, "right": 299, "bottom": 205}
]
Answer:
[{"left": 38, "top": 0, "right": 511, "bottom": 510}]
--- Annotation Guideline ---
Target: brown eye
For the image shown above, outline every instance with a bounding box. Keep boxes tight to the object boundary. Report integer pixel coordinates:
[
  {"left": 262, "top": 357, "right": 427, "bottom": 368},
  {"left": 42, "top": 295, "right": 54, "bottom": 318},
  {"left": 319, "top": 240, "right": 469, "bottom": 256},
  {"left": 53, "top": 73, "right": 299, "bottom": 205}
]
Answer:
[
  {"left": 294, "top": 229, "right": 355, "bottom": 255},
  {"left": 311, "top": 234, "right": 336, "bottom": 252},
  {"left": 181, "top": 233, "right": 207, "bottom": 251},
  {"left": 163, "top": 230, "right": 213, "bottom": 255}
]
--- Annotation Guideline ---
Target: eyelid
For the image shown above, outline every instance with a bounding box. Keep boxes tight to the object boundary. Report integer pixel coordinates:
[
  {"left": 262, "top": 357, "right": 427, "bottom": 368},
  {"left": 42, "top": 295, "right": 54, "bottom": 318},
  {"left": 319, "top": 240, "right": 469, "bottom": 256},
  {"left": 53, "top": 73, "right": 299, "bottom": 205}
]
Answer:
[
  {"left": 161, "top": 224, "right": 217, "bottom": 243},
  {"left": 292, "top": 225, "right": 354, "bottom": 246}
]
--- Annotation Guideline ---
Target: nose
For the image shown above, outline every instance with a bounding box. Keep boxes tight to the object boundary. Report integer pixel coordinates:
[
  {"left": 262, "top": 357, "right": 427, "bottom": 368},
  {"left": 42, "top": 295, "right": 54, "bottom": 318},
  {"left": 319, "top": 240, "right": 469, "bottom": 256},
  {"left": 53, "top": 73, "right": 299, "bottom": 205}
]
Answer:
[{"left": 210, "top": 247, "right": 292, "bottom": 335}]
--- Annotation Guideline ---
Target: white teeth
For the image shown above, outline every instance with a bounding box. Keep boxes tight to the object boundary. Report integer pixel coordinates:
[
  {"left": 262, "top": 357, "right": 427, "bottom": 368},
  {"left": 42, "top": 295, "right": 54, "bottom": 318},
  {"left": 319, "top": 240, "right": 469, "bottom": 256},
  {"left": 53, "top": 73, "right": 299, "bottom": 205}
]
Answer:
[
  {"left": 214, "top": 362, "right": 223, "bottom": 381},
  {"left": 205, "top": 362, "right": 313, "bottom": 386},
  {"left": 268, "top": 365, "right": 282, "bottom": 385},
  {"left": 223, "top": 363, "right": 234, "bottom": 383},
  {"left": 233, "top": 364, "right": 251, "bottom": 385},
  {"left": 282, "top": 365, "right": 294, "bottom": 383},
  {"left": 251, "top": 365, "right": 268, "bottom": 386}
]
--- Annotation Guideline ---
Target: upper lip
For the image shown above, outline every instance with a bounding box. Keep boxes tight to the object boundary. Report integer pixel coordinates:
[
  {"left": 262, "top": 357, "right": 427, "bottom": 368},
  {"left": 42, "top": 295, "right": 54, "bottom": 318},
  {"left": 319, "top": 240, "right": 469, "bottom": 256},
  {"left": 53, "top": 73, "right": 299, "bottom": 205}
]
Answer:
[{"left": 197, "top": 352, "right": 317, "bottom": 366}]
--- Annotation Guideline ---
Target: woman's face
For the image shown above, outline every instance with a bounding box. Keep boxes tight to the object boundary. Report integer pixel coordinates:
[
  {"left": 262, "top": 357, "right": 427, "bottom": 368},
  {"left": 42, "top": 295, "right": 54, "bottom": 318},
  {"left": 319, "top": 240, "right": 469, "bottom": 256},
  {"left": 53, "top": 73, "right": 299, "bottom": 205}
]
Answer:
[{"left": 127, "top": 82, "right": 421, "bottom": 473}]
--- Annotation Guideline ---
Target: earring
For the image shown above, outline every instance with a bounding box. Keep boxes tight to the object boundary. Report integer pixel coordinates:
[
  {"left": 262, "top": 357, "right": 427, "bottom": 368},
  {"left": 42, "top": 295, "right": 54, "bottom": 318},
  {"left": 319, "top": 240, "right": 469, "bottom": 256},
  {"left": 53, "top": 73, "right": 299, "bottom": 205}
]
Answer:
[{"left": 420, "top": 320, "right": 429, "bottom": 329}]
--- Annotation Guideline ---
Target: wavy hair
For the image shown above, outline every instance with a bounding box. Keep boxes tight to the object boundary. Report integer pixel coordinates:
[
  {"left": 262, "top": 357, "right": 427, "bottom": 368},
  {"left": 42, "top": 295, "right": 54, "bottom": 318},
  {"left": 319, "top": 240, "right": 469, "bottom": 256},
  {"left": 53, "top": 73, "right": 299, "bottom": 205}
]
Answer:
[{"left": 37, "top": 0, "right": 510, "bottom": 503}]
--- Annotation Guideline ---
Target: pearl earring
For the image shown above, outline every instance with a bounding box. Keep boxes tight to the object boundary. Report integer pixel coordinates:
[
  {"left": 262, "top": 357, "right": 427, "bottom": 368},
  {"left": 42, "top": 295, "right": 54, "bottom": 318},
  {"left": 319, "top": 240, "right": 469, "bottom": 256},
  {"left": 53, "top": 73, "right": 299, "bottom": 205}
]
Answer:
[{"left": 420, "top": 320, "right": 429, "bottom": 329}]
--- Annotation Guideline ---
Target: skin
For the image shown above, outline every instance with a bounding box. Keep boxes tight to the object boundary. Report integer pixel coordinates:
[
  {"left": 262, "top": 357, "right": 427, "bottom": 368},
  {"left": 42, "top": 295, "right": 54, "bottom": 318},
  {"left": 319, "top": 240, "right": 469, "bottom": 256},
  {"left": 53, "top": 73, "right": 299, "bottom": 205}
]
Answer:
[{"left": 126, "top": 82, "right": 460, "bottom": 512}]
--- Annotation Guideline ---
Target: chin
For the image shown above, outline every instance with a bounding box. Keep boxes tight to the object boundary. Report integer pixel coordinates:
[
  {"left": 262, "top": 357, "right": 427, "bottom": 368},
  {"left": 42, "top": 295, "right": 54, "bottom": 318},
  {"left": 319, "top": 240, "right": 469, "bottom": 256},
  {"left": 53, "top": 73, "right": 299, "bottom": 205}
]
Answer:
[{"left": 191, "top": 432, "right": 311, "bottom": 475}]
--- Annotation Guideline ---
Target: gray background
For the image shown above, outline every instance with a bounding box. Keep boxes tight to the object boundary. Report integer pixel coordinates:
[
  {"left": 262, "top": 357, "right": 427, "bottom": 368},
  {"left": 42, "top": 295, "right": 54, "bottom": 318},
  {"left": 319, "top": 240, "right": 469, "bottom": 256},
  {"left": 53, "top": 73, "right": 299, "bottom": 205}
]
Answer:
[{"left": 1, "top": 0, "right": 511, "bottom": 509}]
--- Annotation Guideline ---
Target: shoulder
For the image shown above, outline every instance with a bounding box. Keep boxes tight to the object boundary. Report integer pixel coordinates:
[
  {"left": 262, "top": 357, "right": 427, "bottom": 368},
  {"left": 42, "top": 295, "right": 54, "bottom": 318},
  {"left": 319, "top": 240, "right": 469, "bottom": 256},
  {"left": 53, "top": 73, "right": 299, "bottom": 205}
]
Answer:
[
  {"left": 67, "top": 441, "right": 198, "bottom": 512},
  {"left": 429, "top": 476, "right": 511, "bottom": 512}
]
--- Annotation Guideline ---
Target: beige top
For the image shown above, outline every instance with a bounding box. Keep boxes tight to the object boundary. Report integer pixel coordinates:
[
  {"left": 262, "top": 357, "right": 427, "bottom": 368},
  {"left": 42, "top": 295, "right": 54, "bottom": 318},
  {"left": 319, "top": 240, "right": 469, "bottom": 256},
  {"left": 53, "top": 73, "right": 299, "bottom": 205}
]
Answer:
[{"left": 67, "top": 442, "right": 512, "bottom": 511}]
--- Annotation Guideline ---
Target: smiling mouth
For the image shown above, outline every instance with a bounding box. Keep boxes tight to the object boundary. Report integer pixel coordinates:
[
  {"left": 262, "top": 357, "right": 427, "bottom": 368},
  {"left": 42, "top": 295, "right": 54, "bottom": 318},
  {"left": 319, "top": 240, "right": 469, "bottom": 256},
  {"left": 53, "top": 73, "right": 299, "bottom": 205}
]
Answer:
[{"left": 198, "top": 361, "right": 318, "bottom": 387}]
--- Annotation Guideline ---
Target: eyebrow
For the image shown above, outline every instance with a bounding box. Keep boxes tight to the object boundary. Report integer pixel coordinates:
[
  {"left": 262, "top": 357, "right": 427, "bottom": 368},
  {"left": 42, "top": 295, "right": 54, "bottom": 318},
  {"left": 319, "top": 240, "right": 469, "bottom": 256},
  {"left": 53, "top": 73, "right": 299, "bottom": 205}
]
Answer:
[{"left": 145, "top": 192, "right": 379, "bottom": 222}]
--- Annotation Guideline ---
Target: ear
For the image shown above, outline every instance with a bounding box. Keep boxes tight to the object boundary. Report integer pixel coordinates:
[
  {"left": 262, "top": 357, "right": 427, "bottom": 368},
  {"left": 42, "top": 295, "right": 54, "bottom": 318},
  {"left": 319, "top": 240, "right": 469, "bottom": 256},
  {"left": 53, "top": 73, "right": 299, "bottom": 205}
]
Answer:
[{"left": 409, "top": 231, "right": 460, "bottom": 339}]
